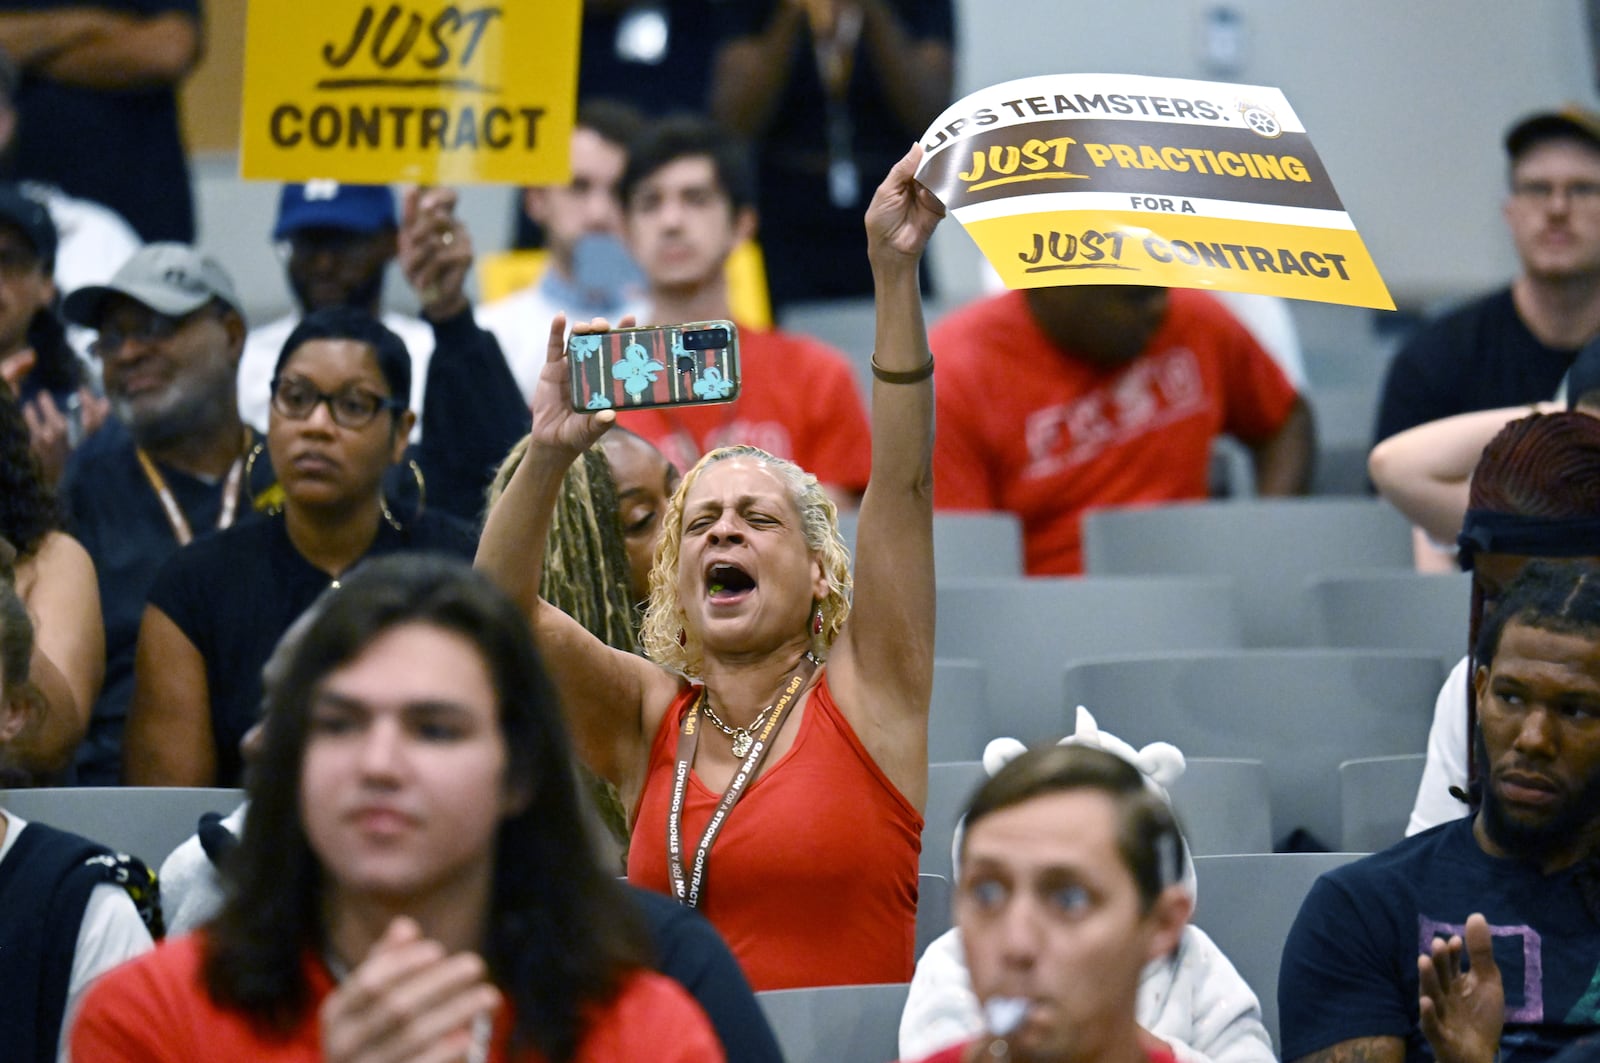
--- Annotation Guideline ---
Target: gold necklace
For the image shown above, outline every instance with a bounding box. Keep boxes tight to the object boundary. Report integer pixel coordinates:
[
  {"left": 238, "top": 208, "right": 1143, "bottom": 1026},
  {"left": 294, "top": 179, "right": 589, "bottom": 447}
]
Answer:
[{"left": 698, "top": 692, "right": 769, "bottom": 758}]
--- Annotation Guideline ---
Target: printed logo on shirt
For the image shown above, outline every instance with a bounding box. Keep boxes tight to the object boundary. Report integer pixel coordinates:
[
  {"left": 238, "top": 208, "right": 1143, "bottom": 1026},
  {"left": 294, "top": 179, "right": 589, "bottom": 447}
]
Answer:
[
  {"left": 1020, "top": 347, "right": 1205, "bottom": 480},
  {"left": 1420, "top": 917, "right": 1544, "bottom": 1022}
]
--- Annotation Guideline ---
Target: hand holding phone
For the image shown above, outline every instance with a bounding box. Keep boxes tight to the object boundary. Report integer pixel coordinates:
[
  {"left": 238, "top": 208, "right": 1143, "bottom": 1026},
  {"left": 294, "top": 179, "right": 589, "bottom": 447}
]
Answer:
[{"left": 569, "top": 320, "right": 741, "bottom": 413}]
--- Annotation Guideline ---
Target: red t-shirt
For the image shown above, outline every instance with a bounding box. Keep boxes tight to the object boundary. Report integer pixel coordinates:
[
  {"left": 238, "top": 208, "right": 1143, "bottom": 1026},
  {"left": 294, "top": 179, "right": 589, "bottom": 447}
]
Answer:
[
  {"left": 627, "top": 672, "right": 922, "bottom": 990},
  {"left": 72, "top": 933, "right": 725, "bottom": 1062},
  {"left": 930, "top": 289, "right": 1299, "bottom": 574},
  {"left": 618, "top": 325, "right": 871, "bottom": 493}
]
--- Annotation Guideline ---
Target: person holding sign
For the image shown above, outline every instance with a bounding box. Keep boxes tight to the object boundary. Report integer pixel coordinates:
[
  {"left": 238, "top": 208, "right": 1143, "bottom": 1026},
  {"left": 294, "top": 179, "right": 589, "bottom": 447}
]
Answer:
[
  {"left": 477, "top": 146, "right": 941, "bottom": 990},
  {"left": 931, "top": 283, "right": 1313, "bottom": 575}
]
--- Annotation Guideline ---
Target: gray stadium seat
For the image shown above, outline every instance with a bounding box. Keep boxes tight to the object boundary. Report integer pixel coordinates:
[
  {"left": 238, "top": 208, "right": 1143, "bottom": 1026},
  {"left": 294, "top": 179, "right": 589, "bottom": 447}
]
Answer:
[
  {"left": 1192, "top": 852, "right": 1365, "bottom": 1051},
  {"left": 1061, "top": 649, "right": 1440, "bottom": 847},
  {"left": 920, "top": 760, "right": 987, "bottom": 881},
  {"left": 756, "top": 981, "right": 910, "bottom": 1063},
  {"left": 1305, "top": 569, "right": 1470, "bottom": 672},
  {"left": 1081, "top": 498, "right": 1414, "bottom": 646},
  {"left": 1167, "top": 758, "right": 1274, "bottom": 856},
  {"left": 1339, "top": 754, "right": 1427, "bottom": 853},
  {"left": 0, "top": 786, "right": 246, "bottom": 868},
  {"left": 937, "top": 576, "right": 1242, "bottom": 745},
  {"left": 929, "top": 659, "right": 990, "bottom": 764},
  {"left": 837, "top": 511, "right": 1026, "bottom": 581},
  {"left": 915, "top": 873, "right": 953, "bottom": 962}
]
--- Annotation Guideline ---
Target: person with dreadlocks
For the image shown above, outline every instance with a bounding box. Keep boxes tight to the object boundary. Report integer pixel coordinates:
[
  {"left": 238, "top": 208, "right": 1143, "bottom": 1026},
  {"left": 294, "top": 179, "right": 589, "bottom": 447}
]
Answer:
[
  {"left": 1281, "top": 559, "right": 1600, "bottom": 1063},
  {"left": 485, "top": 429, "right": 674, "bottom": 854},
  {"left": 1400, "top": 411, "right": 1600, "bottom": 834}
]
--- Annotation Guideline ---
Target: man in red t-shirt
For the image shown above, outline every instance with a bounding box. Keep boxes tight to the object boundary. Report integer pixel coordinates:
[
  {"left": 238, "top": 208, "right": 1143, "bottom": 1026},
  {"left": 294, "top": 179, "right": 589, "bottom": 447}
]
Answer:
[
  {"left": 931, "top": 284, "right": 1312, "bottom": 574},
  {"left": 899, "top": 743, "right": 1192, "bottom": 1063},
  {"left": 614, "top": 116, "right": 871, "bottom": 503}
]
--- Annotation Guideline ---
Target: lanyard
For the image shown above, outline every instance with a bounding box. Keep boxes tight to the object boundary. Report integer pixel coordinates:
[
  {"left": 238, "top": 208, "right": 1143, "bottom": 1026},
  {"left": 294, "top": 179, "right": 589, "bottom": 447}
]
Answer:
[
  {"left": 666, "top": 654, "right": 819, "bottom": 908},
  {"left": 134, "top": 429, "right": 249, "bottom": 546}
]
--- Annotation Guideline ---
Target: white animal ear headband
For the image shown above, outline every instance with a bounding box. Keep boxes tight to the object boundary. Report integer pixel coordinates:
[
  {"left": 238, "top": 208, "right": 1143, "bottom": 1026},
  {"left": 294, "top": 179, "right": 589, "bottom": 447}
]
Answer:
[
  {"left": 982, "top": 705, "right": 1187, "bottom": 790},
  {"left": 978, "top": 706, "right": 1191, "bottom": 896}
]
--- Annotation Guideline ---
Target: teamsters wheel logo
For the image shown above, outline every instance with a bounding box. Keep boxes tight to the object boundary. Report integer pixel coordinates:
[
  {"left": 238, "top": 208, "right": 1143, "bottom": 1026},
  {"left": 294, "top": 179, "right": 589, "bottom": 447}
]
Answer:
[{"left": 1240, "top": 104, "right": 1282, "bottom": 138}]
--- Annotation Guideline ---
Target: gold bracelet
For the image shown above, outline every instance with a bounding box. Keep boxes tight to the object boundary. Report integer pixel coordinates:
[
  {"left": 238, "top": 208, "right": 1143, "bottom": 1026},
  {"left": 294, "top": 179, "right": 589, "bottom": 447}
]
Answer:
[{"left": 870, "top": 353, "right": 935, "bottom": 384}]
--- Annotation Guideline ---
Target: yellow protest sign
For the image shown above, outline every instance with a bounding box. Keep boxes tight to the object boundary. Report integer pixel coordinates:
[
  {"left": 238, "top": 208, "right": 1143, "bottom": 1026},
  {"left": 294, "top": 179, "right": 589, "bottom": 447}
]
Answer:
[
  {"left": 916, "top": 73, "right": 1393, "bottom": 310},
  {"left": 240, "top": 0, "right": 579, "bottom": 185}
]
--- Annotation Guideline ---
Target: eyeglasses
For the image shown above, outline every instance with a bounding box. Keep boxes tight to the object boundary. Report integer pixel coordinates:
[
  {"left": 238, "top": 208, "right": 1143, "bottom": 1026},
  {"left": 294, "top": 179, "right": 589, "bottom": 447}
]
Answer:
[
  {"left": 89, "top": 307, "right": 210, "bottom": 359},
  {"left": 1511, "top": 180, "right": 1600, "bottom": 207},
  {"left": 271, "top": 374, "right": 403, "bottom": 429}
]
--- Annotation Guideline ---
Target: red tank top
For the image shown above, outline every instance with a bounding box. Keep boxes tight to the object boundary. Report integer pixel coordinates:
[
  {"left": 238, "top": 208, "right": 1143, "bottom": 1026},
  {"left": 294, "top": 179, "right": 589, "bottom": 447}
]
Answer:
[{"left": 627, "top": 672, "right": 922, "bottom": 990}]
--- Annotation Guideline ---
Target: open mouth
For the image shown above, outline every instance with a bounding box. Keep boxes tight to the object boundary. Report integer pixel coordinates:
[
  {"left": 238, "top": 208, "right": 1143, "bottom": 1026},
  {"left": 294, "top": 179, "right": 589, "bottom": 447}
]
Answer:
[{"left": 706, "top": 561, "right": 755, "bottom": 602}]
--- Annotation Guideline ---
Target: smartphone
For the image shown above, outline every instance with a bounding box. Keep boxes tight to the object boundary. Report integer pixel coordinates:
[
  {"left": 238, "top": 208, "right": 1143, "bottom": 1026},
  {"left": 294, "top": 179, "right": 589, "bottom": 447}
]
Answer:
[{"left": 569, "top": 320, "right": 741, "bottom": 413}]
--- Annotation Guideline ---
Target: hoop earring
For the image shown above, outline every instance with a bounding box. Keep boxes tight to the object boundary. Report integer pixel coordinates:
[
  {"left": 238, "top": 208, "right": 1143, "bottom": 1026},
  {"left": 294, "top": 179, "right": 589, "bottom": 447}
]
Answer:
[
  {"left": 243, "top": 442, "right": 283, "bottom": 514},
  {"left": 408, "top": 459, "right": 426, "bottom": 520}
]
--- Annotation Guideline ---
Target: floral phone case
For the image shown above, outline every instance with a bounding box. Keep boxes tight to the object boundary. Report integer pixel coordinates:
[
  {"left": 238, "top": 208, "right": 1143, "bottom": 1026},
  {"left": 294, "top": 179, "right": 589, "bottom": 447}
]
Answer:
[{"left": 568, "top": 320, "right": 741, "bottom": 413}]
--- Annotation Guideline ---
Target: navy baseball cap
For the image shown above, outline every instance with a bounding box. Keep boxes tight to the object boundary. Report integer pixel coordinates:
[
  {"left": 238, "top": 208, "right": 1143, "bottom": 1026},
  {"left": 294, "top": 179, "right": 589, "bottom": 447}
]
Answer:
[
  {"left": 273, "top": 181, "right": 396, "bottom": 240},
  {"left": 0, "top": 183, "right": 57, "bottom": 268}
]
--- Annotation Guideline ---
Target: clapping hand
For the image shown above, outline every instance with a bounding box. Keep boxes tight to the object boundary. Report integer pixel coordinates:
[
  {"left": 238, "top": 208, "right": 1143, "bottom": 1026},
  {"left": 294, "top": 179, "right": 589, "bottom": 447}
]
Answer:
[{"left": 1418, "top": 913, "right": 1504, "bottom": 1063}]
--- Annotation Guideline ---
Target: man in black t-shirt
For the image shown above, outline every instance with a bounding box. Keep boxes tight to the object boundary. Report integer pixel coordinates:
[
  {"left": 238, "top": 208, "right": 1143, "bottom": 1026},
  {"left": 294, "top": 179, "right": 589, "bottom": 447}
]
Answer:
[{"left": 1375, "top": 108, "right": 1600, "bottom": 446}]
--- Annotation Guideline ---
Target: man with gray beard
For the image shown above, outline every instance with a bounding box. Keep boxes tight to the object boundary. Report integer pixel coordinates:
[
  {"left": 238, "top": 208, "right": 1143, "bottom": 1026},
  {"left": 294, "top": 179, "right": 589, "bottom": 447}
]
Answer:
[{"left": 57, "top": 243, "right": 267, "bottom": 785}]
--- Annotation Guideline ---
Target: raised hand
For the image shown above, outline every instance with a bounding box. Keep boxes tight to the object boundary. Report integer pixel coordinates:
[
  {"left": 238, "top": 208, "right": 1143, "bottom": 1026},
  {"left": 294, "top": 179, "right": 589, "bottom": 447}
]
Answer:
[
  {"left": 864, "top": 143, "right": 945, "bottom": 270},
  {"left": 1417, "top": 913, "right": 1504, "bottom": 1063},
  {"left": 320, "top": 916, "right": 501, "bottom": 1063},
  {"left": 527, "top": 314, "right": 621, "bottom": 458},
  {"left": 399, "top": 186, "right": 473, "bottom": 321}
]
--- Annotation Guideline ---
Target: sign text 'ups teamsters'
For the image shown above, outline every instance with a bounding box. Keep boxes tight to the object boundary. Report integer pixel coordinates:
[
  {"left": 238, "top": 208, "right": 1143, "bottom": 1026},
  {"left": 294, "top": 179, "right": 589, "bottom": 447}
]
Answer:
[{"left": 915, "top": 73, "right": 1393, "bottom": 310}]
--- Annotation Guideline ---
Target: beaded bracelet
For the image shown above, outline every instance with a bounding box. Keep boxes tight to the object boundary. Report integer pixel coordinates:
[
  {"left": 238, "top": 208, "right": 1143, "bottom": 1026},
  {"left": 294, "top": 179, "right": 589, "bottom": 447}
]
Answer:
[{"left": 870, "top": 353, "right": 935, "bottom": 384}]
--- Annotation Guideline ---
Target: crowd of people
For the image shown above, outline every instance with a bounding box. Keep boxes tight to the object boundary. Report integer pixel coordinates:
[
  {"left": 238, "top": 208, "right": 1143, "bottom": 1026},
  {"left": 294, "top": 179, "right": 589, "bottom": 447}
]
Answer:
[{"left": 1, "top": 3, "right": 1599, "bottom": 1062}]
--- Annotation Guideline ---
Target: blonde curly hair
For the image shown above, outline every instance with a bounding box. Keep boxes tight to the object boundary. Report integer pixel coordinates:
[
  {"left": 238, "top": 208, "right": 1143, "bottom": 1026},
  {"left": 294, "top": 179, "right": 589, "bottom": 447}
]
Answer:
[{"left": 639, "top": 445, "right": 853, "bottom": 676}]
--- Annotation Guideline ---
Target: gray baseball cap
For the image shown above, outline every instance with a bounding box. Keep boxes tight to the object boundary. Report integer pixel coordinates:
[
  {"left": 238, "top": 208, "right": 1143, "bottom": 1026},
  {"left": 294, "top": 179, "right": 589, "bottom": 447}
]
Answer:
[{"left": 62, "top": 242, "right": 244, "bottom": 328}]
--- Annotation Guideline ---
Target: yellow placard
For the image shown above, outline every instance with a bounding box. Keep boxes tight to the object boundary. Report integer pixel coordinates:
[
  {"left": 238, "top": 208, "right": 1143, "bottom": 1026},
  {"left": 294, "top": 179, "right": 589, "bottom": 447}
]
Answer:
[
  {"left": 240, "top": 0, "right": 579, "bottom": 186},
  {"left": 916, "top": 73, "right": 1393, "bottom": 310}
]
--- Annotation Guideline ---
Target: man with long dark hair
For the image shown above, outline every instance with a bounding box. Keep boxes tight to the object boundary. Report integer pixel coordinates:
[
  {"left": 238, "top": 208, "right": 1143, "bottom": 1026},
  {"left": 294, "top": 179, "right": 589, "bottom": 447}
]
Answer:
[{"left": 72, "top": 555, "right": 723, "bottom": 1062}]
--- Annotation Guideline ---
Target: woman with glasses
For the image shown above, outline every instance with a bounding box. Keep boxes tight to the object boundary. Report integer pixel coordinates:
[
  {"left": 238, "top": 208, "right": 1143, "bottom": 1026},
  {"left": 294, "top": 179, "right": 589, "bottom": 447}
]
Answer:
[{"left": 122, "top": 307, "right": 477, "bottom": 788}]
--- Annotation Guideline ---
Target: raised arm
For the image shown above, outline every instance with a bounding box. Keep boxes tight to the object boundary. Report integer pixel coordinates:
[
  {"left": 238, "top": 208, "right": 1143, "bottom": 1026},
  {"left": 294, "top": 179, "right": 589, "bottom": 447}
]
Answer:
[
  {"left": 1368, "top": 404, "right": 1553, "bottom": 546},
  {"left": 828, "top": 145, "right": 943, "bottom": 810},
  {"left": 28, "top": 10, "right": 201, "bottom": 90},
  {"left": 474, "top": 317, "right": 676, "bottom": 791}
]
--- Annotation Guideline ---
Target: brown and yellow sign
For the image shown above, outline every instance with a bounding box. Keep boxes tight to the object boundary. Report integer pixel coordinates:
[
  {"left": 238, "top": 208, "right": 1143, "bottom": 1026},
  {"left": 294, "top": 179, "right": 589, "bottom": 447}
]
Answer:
[
  {"left": 240, "top": 1, "right": 579, "bottom": 185},
  {"left": 915, "top": 74, "right": 1392, "bottom": 310}
]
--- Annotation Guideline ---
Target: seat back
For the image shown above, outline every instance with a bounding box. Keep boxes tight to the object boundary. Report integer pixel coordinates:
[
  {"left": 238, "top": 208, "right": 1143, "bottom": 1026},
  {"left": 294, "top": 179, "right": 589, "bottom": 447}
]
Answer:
[
  {"left": 0, "top": 787, "right": 246, "bottom": 868},
  {"left": 915, "top": 873, "right": 953, "bottom": 962},
  {"left": 1339, "top": 754, "right": 1428, "bottom": 853},
  {"left": 756, "top": 981, "right": 910, "bottom": 1063},
  {"left": 837, "top": 511, "right": 1026, "bottom": 581},
  {"left": 929, "top": 659, "right": 989, "bottom": 764},
  {"left": 1305, "top": 570, "right": 1470, "bottom": 671},
  {"left": 937, "top": 576, "right": 1242, "bottom": 744},
  {"left": 920, "top": 761, "right": 987, "bottom": 881},
  {"left": 1082, "top": 498, "right": 1414, "bottom": 645},
  {"left": 1192, "top": 852, "right": 1365, "bottom": 1051},
  {"left": 1062, "top": 649, "right": 1439, "bottom": 847},
  {"left": 1167, "top": 758, "right": 1274, "bottom": 856}
]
